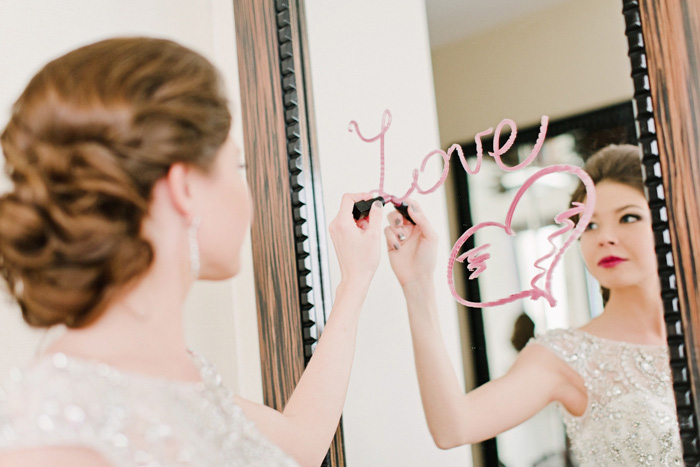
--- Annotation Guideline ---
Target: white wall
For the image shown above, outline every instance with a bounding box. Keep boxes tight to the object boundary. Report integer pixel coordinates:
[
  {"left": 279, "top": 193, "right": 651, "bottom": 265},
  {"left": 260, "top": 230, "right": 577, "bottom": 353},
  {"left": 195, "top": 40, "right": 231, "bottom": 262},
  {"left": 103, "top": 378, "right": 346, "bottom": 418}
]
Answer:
[
  {"left": 306, "top": 1, "right": 472, "bottom": 465},
  {"left": 0, "top": 0, "right": 262, "bottom": 403}
]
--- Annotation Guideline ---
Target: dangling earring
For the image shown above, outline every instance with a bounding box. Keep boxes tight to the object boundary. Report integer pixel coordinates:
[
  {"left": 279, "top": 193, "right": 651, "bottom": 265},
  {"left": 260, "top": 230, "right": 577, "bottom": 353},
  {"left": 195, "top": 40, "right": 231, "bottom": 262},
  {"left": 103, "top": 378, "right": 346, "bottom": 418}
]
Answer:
[{"left": 188, "top": 216, "right": 201, "bottom": 279}]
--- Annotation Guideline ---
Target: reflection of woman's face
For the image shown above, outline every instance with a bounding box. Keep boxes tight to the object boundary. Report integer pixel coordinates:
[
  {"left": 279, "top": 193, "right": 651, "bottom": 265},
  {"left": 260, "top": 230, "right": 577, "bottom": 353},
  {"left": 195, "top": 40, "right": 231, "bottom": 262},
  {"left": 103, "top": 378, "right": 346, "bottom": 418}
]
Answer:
[{"left": 579, "top": 180, "right": 657, "bottom": 293}]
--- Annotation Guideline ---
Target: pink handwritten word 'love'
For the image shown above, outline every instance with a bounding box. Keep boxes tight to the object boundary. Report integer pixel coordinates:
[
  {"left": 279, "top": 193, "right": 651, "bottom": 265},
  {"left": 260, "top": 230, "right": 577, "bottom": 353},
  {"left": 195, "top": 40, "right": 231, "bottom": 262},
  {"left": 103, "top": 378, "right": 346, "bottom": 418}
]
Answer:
[{"left": 348, "top": 110, "right": 596, "bottom": 308}]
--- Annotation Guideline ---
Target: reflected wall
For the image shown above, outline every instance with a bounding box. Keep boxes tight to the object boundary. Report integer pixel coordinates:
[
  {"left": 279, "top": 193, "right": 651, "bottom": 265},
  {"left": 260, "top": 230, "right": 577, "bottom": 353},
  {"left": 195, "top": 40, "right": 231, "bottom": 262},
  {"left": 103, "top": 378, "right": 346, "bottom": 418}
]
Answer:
[{"left": 432, "top": 0, "right": 634, "bottom": 147}]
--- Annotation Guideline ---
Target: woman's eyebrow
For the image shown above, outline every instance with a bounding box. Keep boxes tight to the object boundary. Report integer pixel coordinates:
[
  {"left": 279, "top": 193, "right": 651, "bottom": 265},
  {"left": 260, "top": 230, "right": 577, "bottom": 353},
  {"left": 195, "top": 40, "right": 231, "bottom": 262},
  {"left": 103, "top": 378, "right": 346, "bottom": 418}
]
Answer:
[{"left": 614, "top": 204, "right": 645, "bottom": 213}]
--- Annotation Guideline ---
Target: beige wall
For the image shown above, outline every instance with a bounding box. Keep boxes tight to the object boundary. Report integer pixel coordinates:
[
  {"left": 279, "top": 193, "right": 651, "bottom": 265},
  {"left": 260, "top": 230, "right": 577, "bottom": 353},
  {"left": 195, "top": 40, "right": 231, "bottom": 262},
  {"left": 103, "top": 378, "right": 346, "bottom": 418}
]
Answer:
[
  {"left": 0, "top": 0, "right": 263, "bottom": 404},
  {"left": 432, "top": 0, "right": 634, "bottom": 148}
]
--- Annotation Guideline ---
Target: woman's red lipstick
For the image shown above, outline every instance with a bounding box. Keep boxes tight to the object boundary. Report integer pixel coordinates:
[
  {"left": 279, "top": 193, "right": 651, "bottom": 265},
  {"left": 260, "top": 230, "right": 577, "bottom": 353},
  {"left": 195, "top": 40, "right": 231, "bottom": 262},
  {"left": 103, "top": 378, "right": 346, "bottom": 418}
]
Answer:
[{"left": 598, "top": 256, "right": 626, "bottom": 268}]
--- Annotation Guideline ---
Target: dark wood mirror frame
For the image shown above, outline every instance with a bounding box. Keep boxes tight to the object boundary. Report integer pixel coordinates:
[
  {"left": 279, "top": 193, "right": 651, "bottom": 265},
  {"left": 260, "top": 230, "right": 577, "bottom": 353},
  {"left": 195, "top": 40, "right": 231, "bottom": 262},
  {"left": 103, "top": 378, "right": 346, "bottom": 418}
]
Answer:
[
  {"left": 233, "top": 0, "right": 700, "bottom": 465},
  {"left": 622, "top": 0, "right": 700, "bottom": 462}
]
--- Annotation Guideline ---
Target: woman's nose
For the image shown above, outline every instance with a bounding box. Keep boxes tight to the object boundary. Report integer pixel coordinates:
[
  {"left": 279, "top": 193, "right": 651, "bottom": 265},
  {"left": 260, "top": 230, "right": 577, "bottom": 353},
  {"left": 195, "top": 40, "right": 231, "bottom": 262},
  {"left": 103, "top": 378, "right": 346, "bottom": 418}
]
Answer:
[{"left": 596, "top": 226, "right": 618, "bottom": 246}]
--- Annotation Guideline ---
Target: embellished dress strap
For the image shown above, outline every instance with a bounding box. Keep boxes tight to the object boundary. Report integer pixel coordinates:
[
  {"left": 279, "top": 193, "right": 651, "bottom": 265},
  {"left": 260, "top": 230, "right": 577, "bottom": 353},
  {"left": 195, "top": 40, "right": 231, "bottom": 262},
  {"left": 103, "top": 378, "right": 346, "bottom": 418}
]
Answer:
[{"left": 528, "top": 328, "right": 588, "bottom": 374}]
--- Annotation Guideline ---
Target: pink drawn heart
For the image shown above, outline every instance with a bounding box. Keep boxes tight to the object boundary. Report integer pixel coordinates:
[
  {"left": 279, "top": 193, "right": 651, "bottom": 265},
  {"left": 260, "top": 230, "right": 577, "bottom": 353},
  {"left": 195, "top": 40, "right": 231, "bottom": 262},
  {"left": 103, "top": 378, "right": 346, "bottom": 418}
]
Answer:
[{"left": 447, "top": 164, "right": 596, "bottom": 308}]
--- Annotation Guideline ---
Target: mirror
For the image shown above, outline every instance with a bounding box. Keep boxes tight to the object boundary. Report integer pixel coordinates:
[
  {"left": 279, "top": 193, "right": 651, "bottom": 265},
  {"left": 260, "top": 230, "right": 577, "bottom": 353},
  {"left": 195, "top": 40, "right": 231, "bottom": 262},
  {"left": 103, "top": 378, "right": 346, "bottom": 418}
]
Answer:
[
  {"left": 301, "top": 0, "right": 652, "bottom": 465},
  {"left": 278, "top": 1, "right": 696, "bottom": 465}
]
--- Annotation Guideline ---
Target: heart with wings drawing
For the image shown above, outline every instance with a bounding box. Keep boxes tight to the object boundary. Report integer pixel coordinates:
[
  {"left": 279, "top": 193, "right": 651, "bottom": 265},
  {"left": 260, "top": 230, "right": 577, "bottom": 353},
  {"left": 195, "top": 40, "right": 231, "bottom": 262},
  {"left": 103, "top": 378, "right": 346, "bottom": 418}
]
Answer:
[{"left": 447, "top": 164, "right": 596, "bottom": 308}]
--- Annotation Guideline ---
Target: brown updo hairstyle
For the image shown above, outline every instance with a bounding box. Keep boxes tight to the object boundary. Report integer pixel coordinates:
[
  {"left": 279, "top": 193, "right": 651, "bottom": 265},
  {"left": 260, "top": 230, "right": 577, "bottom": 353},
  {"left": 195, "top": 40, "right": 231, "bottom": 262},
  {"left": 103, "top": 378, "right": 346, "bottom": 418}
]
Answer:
[
  {"left": 570, "top": 144, "right": 646, "bottom": 303},
  {"left": 0, "top": 37, "right": 231, "bottom": 328}
]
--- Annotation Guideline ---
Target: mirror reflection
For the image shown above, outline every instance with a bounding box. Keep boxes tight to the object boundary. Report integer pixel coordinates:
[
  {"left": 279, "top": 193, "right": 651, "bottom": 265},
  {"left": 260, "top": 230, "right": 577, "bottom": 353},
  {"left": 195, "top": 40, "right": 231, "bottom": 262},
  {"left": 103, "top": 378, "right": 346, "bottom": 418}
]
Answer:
[
  {"left": 306, "top": 0, "right": 681, "bottom": 465},
  {"left": 449, "top": 110, "right": 677, "bottom": 465},
  {"left": 430, "top": 139, "right": 680, "bottom": 466}
]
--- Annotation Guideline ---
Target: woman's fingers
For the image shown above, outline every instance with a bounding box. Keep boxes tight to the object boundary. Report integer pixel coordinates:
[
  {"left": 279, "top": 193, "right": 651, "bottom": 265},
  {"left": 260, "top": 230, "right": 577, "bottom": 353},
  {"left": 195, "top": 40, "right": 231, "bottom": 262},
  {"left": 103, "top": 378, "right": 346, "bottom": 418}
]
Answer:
[
  {"left": 365, "top": 199, "right": 384, "bottom": 231},
  {"left": 338, "top": 193, "right": 368, "bottom": 221},
  {"left": 384, "top": 226, "right": 401, "bottom": 251},
  {"left": 332, "top": 192, "right": 377, "bottom": 231},
  {"left": 330, "top": 193, "right": 385, "bottom": 279},
  {"left": 387, "top": 211, "right": 404, "bottom": 228},
  {"left": 407, "top": 200, "right": 437, "bottom": 241},
  {"left": 387, "top": 207, "right": 417, "bottom": 242}
]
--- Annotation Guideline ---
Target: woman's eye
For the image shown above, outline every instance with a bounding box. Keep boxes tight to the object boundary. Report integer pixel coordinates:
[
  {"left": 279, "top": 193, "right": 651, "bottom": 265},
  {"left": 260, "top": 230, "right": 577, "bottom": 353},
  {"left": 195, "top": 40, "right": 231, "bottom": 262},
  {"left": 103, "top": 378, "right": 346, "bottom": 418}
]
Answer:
[
  {"left": 584, "top": 221, "right": 598, "bottom": 231},
  {"left": 621, "top": 214, "right": 641, "bottom": 223}
]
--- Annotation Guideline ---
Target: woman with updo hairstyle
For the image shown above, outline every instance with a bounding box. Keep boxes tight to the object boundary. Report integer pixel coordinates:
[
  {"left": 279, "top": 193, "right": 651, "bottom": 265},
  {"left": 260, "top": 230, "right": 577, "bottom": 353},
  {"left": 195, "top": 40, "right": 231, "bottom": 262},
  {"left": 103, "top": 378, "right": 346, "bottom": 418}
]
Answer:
[
  {"left": 384, "top": 144, "right": 683, "bottom": 465},
  {"left": 0, "top": 37, "right": 232, "bottom": 329},
  {"left": 0, "top": 37, "right": 385, "bottom": 466}
]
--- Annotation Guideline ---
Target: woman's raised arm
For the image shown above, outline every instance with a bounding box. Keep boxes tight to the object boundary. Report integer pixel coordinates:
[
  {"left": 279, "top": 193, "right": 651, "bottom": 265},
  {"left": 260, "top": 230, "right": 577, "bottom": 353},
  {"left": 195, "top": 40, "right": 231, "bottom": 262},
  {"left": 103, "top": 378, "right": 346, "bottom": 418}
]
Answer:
[
  {"left": 384, "top": 201, "right": 587, "bottom": 449},
  {"left": 235, "top": 193, "right": 384, "bottom": 467}
]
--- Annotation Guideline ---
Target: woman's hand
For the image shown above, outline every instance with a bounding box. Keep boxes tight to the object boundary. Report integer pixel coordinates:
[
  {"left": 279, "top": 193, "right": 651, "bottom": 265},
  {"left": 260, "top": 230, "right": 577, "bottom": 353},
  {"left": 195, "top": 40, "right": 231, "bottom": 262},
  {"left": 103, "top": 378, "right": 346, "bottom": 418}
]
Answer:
[
  {"left": 328, "top": 193, "right": 383, "bottom": 283},
  {"left": 384, "top": 200, "right": 438, "bottom": 287}
]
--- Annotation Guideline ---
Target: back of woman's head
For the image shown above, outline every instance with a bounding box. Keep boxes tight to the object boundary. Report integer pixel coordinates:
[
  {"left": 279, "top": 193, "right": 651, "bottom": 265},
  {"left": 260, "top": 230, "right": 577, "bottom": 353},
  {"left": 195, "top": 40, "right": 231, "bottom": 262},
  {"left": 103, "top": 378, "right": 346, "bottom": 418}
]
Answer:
[{"left": 0, "top": 37, "right": 231, "bottom": 328}]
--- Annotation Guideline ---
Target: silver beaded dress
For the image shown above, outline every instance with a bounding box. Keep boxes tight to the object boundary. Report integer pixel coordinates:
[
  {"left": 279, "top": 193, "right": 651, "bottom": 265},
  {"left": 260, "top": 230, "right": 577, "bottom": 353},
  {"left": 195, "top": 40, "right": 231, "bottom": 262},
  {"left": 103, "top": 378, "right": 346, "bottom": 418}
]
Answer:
[
  {"left": 532, "top": 328, "right": 682, "bottom": 466},
  {"left": 0, "top": 352, "right": 298, "bottom": 466}
]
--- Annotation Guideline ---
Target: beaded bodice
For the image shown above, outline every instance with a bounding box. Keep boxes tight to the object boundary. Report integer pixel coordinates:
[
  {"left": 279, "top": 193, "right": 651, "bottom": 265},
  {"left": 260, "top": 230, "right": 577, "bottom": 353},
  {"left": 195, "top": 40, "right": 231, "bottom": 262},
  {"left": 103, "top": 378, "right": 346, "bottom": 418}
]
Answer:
[
  {"left": 0, "top": 353, "right": 298, "bottom": 466},
  {"left": 533, "top": 328, "right": 682, "bottom": 466}
]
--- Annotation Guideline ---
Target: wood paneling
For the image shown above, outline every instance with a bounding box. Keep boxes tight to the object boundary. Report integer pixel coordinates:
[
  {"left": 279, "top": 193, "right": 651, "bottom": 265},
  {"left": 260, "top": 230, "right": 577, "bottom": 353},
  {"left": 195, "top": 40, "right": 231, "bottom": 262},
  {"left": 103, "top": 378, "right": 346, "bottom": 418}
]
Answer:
[
  {"left": 233, "top": 0, "right": 305, "bottom": 412},
  {"left": 233, "top": 1, "right": 344, "bottom": 465},
  {"left": 625, "top": 0, "right": 700, "bottom": 461}
]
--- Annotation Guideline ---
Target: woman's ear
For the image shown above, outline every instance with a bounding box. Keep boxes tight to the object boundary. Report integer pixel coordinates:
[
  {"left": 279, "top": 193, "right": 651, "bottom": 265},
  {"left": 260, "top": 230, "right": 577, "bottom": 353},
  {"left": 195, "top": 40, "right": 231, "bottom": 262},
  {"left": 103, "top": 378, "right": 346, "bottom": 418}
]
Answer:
[{"left": 164, "top": 162, "right": 195, "bottom": 217}]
